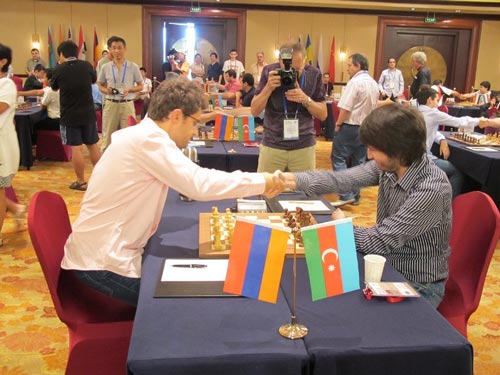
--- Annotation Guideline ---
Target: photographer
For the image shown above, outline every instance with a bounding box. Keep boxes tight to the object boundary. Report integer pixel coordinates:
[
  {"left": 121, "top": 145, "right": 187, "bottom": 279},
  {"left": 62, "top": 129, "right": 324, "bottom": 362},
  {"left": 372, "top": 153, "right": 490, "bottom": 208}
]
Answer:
[{"left": 251, "top": 42, "right": 326, "bottom": 173}]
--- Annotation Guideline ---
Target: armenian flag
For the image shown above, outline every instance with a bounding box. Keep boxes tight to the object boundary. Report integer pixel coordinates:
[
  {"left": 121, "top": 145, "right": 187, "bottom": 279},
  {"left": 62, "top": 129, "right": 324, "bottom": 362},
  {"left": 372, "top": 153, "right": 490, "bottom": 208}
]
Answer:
[
  {"left": 301, "top": 218, "right": 359, "bottom": 301},
  {"left": 236, "top": 116, "right": 255, "bottom": 142},
  {"left": 224, "top": 218, "right": 290, "bottom": 303},
  {"left": 214, "top": 114, "right": 234, "bottom": 141}
]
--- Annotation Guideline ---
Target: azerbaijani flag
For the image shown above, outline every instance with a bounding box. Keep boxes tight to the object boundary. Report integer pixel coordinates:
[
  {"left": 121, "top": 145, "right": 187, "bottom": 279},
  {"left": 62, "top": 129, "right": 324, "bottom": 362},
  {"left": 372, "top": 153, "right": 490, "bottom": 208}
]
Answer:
[
  {"left": 214, "top": 114, "right": 234, "bottom": 141},
  {"left": 210, "top": 93, "right": 223, "bottom": 107},
  {"left": 302, "top": 218, "right": 359, "bottom": 301},
  {"left": 224, "top": 218, "right": 290, "bottom": 303},
  {"left": 236, "top": 116, "right": 255, "bottom": 142}
]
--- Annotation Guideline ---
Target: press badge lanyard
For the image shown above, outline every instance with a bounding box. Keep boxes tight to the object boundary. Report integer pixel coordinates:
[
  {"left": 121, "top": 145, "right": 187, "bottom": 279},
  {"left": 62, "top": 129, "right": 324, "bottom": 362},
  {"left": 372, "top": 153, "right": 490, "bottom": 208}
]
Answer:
[
  {"left": 282, "top": 73, "right": 306, "bottom": 141},
  {"left": 111, "top": 62, "right": 127, "bottom": 86}
]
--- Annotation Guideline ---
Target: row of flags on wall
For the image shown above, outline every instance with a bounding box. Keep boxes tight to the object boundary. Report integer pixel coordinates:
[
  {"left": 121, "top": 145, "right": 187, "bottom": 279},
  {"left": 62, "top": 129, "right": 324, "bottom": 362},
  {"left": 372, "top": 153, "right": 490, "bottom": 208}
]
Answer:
[
  {"left": 46, "top": 25, "right": 101, "bottom": 68},
  {"left": 298, "top": 34, "right": 336, "bottom": 81},
  {"left": 223, "top": 217, "right": 360, "bottom": 303}
]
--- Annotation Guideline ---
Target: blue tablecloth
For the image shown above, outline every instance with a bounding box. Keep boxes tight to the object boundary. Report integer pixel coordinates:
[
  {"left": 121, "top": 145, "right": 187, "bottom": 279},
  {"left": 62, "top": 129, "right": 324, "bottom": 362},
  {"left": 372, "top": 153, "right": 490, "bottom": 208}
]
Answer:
[
  {"left": 196, "top": 140, "right": 259, "bottom": 172},
  {"left": 127, "top": 190, "right": 473, "bottom": 375},
  {"left": 14, "top": 105, "right": 44, "bottom": 169}
]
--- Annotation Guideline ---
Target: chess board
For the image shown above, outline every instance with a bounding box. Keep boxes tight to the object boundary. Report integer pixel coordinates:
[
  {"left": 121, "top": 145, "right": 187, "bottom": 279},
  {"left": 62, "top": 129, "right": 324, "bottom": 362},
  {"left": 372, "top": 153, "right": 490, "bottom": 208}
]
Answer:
[
  {"left": 448, "top": 133, "right": 500, "bottom": 146},
  {"left": 198, "top": 212, "right": 316, "bottom": 259}
]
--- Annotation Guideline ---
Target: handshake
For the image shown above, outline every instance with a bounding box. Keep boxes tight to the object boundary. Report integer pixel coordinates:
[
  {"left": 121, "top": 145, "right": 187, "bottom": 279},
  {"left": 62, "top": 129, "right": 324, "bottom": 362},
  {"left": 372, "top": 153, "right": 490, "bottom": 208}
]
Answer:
[
  {"left": 478, "top": 117, "right": 500, "bottom": 129},
  {"left": 262, "top": 171, "right": 297, "bottom": 198}
]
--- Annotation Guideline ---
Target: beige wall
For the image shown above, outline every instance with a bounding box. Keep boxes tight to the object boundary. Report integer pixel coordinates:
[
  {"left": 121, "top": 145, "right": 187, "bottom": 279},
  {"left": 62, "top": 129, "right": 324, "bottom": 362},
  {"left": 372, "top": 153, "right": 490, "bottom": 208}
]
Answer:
[
  {"left": 0, "top": 0, "right": 142, "bottom": 73},
  {"left": 245, "top": 11, "right": 377, "bottom": 86},
  {"left": 1, "top": 1, "right": 498, "bottom": 89}
]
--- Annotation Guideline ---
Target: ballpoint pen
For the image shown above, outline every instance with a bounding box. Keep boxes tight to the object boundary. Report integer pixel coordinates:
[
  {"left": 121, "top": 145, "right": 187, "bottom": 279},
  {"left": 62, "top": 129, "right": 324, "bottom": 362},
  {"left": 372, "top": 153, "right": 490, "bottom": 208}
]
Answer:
[{"left": 172, "top": 264, "right": 207, "bottom": 268}]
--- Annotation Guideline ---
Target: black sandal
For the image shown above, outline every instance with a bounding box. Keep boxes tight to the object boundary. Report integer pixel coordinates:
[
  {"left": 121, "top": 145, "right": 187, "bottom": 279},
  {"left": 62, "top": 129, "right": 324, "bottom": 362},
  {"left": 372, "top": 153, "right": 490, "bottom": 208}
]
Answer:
[{"left": 69, "top": 181, "right": 87, "bottom": 191}]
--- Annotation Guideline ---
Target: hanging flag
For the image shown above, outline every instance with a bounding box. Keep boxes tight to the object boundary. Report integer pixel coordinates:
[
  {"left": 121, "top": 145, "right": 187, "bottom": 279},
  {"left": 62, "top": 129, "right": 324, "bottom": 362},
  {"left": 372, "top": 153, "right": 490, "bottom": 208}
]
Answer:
[
  {"left": 67, "top": 25, "right": 73, "bottom": 41},
  {"left": 78, "top": 25, "right": 87, "bottom": 60},
  {"left": 58, "top": 24, "right": 63, "bottom": 45},
  {"left": 224, "top": 218, "right": 290, "bottom": 303},
  {"left": 210, "top": 93, "right": 223, "bottom": 108},
  {"left": 214, "top": 113, "right": 234, "bottom": 141},
  {"left": 305, "top": 34, "right": 313, "bottom": 65},
  {"left": 93, "top": 27, "right": 100, "bottom": 68},
  {"left": 236, "top": 116, "right": 255, "bottom": 142},
  {"left": 301, "top": 218, "right": 360, "bottom": 301},
  {"left": 328, "top": 36, "right": 336, "bottom": 83},
  {"left": 316, "top": 34, "right": 324, "bottom": 73},
  {"left": 47, "top": 26, "right": 57, "bottom": 68}
]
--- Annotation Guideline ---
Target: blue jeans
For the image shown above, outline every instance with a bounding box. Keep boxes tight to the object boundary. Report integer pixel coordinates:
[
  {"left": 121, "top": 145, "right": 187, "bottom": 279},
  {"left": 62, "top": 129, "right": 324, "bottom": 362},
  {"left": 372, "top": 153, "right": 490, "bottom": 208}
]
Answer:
[
  {"left": 409, "top": 280, "right": 445, "bottom": 308},
  {"left": 74, "top": 270, "right": 140, "bottom": 307},
  {"left": 331, "top": 124, "right": 367, "bottom": 201},
  {"left": 433, "top": 158, "right": 463, "bottom": 199}
]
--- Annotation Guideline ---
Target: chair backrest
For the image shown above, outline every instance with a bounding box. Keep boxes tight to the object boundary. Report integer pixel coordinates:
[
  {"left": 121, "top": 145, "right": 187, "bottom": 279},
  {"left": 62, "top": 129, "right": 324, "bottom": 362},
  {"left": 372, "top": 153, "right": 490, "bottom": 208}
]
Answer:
[
  {"left": 439, "top": 191, "right": 500, "bottom": 324},
  {"left": 28, "top": 191, "right": 136, "bottom": 327},
  {"left": 28, "top": 191, "right": 72, "bottom": 320},
  {"left": 127, "top": 115, "right": 138, "bottom": 126}
]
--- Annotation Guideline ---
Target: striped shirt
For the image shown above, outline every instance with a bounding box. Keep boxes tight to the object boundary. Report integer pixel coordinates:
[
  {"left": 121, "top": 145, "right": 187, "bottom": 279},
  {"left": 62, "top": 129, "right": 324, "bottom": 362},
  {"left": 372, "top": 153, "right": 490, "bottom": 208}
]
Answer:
[
  {"left": 295, "top": 154, "right": 452, "bottom": 283},
  {"left": 338, "top": 70, "right": 379, "bottom": 126}
]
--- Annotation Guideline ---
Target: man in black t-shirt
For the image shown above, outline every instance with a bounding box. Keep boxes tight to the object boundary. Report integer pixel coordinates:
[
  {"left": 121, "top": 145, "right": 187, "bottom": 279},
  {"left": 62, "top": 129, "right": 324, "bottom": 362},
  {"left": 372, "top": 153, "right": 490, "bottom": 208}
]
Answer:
[
  {"left": 51, "top": 40, "right": 101, "bottom": 191},
  {"left": 206, "top": 52, "right": 223, "bottom": 83}
]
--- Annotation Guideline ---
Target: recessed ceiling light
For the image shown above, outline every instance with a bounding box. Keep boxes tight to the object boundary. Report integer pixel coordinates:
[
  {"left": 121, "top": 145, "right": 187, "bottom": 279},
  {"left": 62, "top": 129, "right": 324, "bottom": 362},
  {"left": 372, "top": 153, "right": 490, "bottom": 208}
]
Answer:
[
  {"left": 455, "top": 9, "right": 461, "bottom": 13},
  {"left": 411, "top": 7, "right": 415, "bottom": 11}
]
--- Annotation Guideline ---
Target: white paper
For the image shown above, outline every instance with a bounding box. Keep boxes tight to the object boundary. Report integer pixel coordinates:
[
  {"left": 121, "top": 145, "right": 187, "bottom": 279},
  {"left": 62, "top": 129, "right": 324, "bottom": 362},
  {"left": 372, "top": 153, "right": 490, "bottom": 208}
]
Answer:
[
  {"left": 161, "top": 259, "right": 228, "bottom": 282},
  {"left": 280, "top": 200, "right": 330, "bottom": 212},
  {"left": 466, "top": 146, "right": 499, "bottom": 152}
]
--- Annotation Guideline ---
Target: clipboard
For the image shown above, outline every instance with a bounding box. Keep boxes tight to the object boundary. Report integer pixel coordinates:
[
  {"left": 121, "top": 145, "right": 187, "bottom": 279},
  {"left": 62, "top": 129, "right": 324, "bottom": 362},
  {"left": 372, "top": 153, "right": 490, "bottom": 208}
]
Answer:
[
  {"left": 154, "top": 258, "right": 237, "bottom": 298},
  {"left": 264, "top": 193, "right": 335, "bottom": 214}
]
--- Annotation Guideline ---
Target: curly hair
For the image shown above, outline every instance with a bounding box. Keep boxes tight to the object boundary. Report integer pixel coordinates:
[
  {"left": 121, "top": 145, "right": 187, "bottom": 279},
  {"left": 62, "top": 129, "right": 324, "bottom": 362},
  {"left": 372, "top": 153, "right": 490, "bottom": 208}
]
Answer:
[
  {"left": 360, "top": 103, "right": 426, "bottom": 167},
  {"left": 148, "top": 76, "right": 206, "bottom": 121}
]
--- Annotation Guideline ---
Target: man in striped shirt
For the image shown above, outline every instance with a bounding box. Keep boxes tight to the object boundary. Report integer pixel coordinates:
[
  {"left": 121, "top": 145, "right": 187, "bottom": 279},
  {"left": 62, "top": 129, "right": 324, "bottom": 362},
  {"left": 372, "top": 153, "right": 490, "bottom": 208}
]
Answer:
[{"left": 277, "top": 104, "right": 452, "bottom": 308}]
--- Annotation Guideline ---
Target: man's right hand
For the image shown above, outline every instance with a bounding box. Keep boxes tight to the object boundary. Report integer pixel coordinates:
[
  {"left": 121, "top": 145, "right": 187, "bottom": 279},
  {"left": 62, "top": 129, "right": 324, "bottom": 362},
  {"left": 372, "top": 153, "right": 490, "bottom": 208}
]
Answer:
[{"left": 265, "top": 70, "right": 282, "bottom": 92}]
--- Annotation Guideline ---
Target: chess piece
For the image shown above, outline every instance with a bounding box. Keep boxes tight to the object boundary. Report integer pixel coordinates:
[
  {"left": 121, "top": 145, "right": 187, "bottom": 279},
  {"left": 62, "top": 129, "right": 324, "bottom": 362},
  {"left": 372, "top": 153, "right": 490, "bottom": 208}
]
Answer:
[{"left": 213, "top": 222, "right": 224, "bottom": 251}]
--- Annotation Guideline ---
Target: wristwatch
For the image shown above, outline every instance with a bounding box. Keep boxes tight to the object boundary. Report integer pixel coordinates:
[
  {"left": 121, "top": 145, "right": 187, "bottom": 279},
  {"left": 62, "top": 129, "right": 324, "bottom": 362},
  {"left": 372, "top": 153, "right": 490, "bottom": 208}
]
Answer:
[{"left": 302, "top": 96, "right": 312, "bottom": 109}]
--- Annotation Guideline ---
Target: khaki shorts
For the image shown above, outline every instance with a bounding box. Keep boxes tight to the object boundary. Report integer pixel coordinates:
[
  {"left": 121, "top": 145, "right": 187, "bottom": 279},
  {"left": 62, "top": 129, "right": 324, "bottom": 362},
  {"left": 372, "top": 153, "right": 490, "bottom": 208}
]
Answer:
[{"left": 257, "top": 144, "right": 316, "bottom": 173}]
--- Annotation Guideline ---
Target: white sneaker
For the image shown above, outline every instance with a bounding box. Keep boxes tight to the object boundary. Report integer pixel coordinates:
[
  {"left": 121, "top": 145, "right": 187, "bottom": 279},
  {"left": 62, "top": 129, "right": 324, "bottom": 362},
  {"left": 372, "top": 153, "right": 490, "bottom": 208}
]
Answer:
[{"left": 331, "top": 199, "right": 356, "bottom": 207}]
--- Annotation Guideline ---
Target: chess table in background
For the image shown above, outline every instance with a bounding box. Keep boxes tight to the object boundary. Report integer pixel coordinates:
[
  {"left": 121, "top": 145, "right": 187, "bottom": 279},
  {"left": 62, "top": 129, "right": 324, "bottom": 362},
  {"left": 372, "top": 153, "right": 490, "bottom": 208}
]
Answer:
[
  {"left": 448, "top": 132, "right": 500, "bottom": 146},
  {"left": 198, "top": 212, "right": 316, "bottom": 258}
]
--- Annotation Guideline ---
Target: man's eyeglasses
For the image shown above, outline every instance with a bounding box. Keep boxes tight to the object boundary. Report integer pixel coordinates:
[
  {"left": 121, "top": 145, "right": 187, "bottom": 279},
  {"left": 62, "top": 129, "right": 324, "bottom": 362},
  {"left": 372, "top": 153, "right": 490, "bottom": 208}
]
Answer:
[{"left": 184, "top": 113, "right": 202, "bottom": 127}]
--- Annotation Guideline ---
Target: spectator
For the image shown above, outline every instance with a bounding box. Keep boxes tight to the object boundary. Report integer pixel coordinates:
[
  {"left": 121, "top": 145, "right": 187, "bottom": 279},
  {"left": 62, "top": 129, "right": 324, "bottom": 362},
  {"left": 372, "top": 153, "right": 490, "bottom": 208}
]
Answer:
[
  {"left": 410, "top": 51, "right": 431, "bottom": 98},
  {"left": 0, "top": 44, "right": 25, "bottom": 247},
  {"left": 222, "top": 49, "right": 245, "bottom": 80},
  {"left": 25, "top": 48, "right": 47, "bottom": 75},
  {"left": 206, "top": 52, "right": 223, "bottom": 83},
  {"left": 331, "top": 53, "right": 379, "bottom": 207},
  {"left": 378, "top": 57, "right": 404, "bottom": 100},
  {"left": 51, "top": 40, "right": 101, "bottom": 191},
  {"left": 97, "top": 36, "right": 143, "bottom": 151}
]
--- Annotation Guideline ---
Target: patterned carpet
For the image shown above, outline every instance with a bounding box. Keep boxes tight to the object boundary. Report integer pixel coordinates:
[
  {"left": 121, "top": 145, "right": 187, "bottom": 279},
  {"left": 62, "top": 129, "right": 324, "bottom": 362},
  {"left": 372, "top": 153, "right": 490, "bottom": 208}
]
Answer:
[{"left": 0, "top": 138, "right": 499, "bottom": 374}]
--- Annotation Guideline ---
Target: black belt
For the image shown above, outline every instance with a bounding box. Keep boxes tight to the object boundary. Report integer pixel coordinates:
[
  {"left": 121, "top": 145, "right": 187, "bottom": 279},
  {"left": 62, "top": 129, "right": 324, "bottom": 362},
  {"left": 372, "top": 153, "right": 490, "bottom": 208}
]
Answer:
[{"left": 107, "top": 98, "right": 134, "bottom": 103}]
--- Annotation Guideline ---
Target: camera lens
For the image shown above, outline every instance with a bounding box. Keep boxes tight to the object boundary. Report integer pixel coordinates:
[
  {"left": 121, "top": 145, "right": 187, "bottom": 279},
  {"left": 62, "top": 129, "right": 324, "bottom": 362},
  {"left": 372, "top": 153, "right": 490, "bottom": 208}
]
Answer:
[{"left": 282, "top": 76, "right": 293, "bottom": 86}]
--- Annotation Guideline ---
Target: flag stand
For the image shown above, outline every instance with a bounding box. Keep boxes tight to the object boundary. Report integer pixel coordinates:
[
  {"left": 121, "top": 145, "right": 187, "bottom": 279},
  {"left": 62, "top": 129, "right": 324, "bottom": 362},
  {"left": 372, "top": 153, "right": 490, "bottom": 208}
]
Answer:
[{"left": 279, "top": 230, "right": 308, "bottom": 339}]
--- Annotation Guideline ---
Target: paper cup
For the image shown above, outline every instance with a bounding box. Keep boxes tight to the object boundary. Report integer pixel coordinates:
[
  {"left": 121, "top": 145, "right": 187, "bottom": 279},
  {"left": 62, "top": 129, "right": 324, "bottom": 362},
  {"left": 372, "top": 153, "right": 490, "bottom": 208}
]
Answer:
[{"left": 364, "top": 254, "right": 386, "bottom": 283}]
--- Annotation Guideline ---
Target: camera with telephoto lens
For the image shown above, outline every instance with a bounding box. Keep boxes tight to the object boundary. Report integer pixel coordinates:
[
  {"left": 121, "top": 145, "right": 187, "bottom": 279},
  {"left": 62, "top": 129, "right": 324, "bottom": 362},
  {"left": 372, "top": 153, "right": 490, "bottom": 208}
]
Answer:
[
  {"left": 276, "top": 48, "right": 297, "bottom": 91},
  {"left": 111, "top": 87, "right": 124, "bottom": 95}
]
